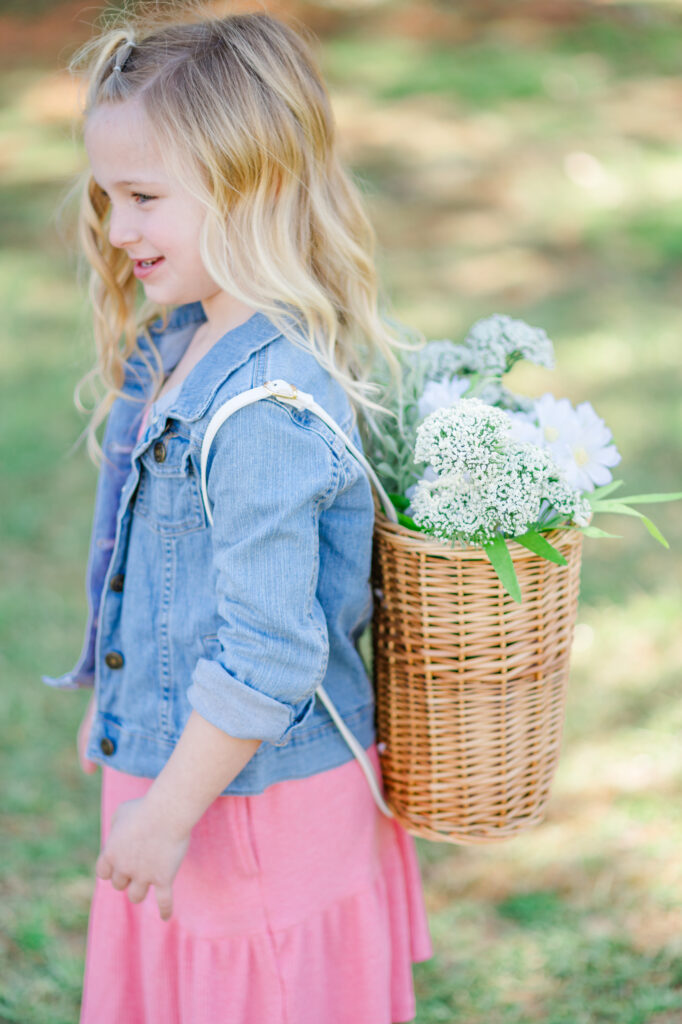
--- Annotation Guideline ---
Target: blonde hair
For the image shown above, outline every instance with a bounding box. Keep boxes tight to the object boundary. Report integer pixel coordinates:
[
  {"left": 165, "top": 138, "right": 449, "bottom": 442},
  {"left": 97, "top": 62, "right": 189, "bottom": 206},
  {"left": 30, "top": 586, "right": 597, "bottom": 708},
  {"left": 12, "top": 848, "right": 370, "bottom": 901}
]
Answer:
[{"left": 71, "top": 3, "right": 424, "bottom": 464}]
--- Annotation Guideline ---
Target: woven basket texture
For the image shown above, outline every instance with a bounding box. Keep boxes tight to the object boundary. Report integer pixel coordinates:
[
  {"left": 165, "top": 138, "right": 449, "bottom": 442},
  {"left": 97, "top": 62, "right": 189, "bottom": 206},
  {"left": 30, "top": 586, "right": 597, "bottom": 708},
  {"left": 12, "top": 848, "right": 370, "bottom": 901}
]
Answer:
[{"left": 371, "top": 513, "right": 583, "bottom": 844}]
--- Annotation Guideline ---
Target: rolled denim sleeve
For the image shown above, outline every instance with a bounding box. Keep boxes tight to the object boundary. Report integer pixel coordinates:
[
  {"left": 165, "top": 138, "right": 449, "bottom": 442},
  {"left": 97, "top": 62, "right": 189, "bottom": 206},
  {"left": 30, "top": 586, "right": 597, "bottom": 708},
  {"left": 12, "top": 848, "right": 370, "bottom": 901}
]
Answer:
[{"left": 187, "top": 397, "right": 339, "bottom": 746}]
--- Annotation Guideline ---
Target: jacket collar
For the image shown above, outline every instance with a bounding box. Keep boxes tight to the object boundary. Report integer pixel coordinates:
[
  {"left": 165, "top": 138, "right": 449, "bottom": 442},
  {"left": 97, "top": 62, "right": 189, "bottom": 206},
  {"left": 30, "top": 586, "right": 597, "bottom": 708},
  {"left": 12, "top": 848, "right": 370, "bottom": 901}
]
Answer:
[{"left": 133, "top": 301, "right": 288, "bottom": 422}]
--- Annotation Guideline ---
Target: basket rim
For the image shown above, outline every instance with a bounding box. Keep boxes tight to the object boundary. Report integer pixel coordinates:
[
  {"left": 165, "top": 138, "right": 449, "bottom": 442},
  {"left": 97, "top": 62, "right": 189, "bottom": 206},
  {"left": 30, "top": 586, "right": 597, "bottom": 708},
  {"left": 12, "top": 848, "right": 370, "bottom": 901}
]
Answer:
[{"left": 373, "top": 506, "right": 584, "bottom": 562}]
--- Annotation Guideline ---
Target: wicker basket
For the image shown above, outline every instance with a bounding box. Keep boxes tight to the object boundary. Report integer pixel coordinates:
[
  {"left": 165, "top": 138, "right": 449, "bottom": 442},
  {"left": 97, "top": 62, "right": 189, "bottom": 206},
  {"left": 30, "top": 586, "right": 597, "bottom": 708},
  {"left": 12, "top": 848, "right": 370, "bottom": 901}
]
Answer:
[{"left": 371, "top": 511, "right": 583, "bottom": 844}]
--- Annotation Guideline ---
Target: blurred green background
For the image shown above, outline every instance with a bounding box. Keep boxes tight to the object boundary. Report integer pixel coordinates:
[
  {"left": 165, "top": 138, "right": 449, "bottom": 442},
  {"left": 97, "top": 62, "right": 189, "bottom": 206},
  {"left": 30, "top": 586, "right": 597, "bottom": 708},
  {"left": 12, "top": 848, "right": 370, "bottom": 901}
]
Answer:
[{"left": 2, "top": 1, "right": 682, "bottom": 1021}]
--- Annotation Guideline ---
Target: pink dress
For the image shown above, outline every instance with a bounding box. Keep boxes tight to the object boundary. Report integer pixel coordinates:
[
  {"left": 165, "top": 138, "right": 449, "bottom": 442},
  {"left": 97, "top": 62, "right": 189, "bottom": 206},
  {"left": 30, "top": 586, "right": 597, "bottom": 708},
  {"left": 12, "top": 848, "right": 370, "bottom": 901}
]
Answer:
[{"left": 80, "top": 395, "right": 432, "bottom": 1024}]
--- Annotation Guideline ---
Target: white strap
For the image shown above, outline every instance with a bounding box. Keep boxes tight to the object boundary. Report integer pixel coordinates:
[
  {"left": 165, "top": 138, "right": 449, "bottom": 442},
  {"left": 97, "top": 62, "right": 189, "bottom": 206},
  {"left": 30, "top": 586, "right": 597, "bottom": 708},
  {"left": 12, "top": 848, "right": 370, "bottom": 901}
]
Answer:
[
  {"left": 199, "top": 378, "right": 395, "bottom": 819},
  {"left": 315, "top": 684, "right": 393, "bottom": 817},
  {"left": 200, "top": 379, "right": 397, "bottom": 527}
]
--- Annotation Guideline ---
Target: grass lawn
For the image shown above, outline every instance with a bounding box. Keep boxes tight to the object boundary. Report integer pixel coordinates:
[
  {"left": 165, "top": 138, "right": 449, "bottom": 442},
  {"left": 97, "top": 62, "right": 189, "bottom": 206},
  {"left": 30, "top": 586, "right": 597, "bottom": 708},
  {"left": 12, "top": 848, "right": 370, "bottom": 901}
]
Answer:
[{"left": 2, "top": 2, "right": 682, "bottom": 1021}]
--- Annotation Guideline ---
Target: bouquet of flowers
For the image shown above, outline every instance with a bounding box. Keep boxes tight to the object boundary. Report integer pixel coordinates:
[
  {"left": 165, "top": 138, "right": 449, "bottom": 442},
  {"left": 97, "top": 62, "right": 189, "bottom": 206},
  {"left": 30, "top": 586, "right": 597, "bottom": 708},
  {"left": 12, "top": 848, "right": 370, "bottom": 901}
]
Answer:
[{"left": 363, "top": 314, "right": 681, "bottom": 602}]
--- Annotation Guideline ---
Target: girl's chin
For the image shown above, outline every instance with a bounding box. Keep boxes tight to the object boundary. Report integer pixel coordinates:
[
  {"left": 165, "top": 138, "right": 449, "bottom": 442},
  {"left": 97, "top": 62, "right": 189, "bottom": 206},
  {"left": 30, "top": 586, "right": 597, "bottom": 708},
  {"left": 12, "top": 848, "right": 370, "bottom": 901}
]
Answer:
[
  {"left": 139, "top": 275, "right": 212, "bottom": 310},
  {"left": 139, "top": 281, "right": 181, "bottom": 304},
  {"left": 137, "top": 274, "right": 214, "bottom": 309}
]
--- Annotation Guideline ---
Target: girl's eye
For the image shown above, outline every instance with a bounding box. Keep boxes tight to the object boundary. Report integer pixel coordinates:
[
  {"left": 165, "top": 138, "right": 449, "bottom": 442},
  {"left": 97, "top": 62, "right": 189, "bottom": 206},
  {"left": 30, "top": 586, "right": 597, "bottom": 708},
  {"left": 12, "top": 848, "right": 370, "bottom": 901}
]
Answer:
[{"left": 133, "top": 193, "right": 156, "bottom": 204}]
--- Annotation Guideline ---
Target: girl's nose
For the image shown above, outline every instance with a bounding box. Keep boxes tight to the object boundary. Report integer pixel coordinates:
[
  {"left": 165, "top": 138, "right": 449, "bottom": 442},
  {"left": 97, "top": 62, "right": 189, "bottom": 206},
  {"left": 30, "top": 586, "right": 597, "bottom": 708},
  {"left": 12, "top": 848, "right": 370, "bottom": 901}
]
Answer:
[{"left": 108, "top": 207, "right": 141, "bottom": 250}]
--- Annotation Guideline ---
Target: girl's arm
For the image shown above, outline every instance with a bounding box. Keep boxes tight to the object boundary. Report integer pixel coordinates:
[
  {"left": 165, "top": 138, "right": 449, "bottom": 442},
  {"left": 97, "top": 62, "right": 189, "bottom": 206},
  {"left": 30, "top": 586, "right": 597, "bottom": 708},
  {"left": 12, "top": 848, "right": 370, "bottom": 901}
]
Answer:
[
  {"left": 145, "top": 711, "right": 261, "bottom": 836},
  {"left": 95, "top": 711, "right": 261, "bottom": 921}
]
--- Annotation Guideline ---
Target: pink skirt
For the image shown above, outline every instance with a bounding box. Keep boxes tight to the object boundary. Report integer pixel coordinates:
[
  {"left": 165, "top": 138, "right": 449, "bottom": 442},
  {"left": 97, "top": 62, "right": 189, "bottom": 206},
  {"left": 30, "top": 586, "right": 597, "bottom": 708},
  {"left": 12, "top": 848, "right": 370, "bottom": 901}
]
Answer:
[{"left": 80, "top": 744, "right": 432, "bottom": 1024}]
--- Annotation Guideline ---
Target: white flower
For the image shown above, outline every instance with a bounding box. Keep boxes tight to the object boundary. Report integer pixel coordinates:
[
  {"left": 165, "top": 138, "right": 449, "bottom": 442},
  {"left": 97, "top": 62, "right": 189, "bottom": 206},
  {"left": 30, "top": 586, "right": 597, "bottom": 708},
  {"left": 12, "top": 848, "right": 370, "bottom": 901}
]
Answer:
[
  {"left": 500, "top": 317, "right": 555, "bottom": 368},
  {"left": 532, "top": 393, "right": 578, "bottom": 448},
  {"left": 415, "top": 399, "right": 511, "bottom": 480},
  {"left": 531, "top": 393, "right": 621, "bottom": 492},
  {"left": 462, "top": 314, "right": 555, "bottom": 375},
  {"left": 417, "top": 375, "right": 470, "bottom": 420},
  {"left": 409, "top": 339, "right": 469, "bottom": 379},
  {"left": 482, "top": 442, "right": 550, "bottom": 536},
  {"left": 405, "top": 465, "right": 437, "bottom": 517},
  {"left": 408, "top": 315, "right": 555, "bottom": 386},
  {"left": 411, "top": 399, "right": 588, "bottom": 544},
  {"left": 504, "top": 410, "right": 543, "bottom": 446},
  {"left": 541, "top": 474, "right": 593, "bottom": 528}
]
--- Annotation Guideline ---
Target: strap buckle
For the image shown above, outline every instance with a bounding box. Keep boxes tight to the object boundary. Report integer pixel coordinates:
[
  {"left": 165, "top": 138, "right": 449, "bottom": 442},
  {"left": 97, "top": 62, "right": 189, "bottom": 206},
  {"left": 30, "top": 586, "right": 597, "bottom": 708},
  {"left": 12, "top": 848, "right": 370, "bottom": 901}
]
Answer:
[{"left": 263, "top": 380, "right": 298, "bottom": 400}]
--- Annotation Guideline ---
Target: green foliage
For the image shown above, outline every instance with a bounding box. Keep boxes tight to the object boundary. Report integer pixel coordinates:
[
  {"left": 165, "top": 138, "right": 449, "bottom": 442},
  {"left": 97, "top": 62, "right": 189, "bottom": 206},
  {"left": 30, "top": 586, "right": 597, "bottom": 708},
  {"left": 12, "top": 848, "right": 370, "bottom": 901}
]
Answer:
[
  {"left": 585, "top": 481, "right": 682, "bottom": 550},
  {"left": 515, "top": 529, "right": 568, "bottom": 566},
  {"left": 483, "top": 534, "right": 522, "bottom": 603}
]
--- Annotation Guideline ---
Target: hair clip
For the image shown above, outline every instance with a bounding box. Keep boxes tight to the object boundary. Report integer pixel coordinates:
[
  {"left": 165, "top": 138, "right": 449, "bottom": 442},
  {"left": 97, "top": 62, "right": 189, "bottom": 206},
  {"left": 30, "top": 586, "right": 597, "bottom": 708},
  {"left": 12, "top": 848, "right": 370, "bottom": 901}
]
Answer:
[{"left": 114, "top": 38, "right": 135, "bottom": 73}]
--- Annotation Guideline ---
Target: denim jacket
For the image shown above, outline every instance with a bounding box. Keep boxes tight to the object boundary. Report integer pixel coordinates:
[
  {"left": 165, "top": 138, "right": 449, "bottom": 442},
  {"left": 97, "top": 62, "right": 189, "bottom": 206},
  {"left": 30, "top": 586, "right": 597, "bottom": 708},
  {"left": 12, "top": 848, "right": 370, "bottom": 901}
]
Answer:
[{"left": 42, "top": 303, "right": 376, "bottom": 795}]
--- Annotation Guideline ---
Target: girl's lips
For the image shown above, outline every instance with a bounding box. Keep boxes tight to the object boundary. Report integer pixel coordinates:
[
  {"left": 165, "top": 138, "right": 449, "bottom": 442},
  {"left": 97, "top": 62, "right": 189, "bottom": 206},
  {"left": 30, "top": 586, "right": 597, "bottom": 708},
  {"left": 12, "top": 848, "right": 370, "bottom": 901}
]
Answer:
[{"left": 133, "top": 256, "right": 165, "bottom": 280}]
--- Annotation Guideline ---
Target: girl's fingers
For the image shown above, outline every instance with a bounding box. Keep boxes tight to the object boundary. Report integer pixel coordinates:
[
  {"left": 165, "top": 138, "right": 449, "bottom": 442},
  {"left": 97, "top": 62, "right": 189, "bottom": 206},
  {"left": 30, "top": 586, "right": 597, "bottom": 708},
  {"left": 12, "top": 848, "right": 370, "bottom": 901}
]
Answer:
[
  {"left": 127, "top": 880, "right": 150, "bottom": 904},
  {"left": 111, "top": 871, "right": 131, "bottom": 891},
  {"left": 155, "top": 883, "right": 174, "bottom": 922},
  {"left": 95, "top": 852, "right": 113, "bottom": 880}
]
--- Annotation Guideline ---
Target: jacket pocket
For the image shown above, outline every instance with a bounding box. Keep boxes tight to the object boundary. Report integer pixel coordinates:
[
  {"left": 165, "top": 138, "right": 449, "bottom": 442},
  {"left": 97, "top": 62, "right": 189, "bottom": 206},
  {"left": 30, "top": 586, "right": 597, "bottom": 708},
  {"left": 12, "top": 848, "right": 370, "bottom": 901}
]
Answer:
[{"left": 135, "top": 432, "right": 206, "bottom": 535}]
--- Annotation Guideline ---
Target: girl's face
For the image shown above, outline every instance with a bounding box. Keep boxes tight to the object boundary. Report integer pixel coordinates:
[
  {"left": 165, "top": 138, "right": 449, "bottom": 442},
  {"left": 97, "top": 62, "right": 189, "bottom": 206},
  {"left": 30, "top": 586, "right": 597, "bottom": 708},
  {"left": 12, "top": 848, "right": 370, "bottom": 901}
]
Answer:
[{"left": 85, "top": 99, "right": 223, "bottom": 310}]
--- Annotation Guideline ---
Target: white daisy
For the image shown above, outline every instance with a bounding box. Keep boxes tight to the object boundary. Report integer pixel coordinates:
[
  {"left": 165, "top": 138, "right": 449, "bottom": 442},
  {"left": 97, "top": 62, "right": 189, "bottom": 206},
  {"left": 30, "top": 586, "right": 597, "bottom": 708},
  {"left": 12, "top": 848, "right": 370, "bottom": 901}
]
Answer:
[
  {"left": 417, "top": 375, "right": 471, "bottom": 421},
  {"left": 504, "top": 410, "right": 543, "bottom": 446},
  {"left": 531, "top": 393, "right": 621, "bottom": 492}
]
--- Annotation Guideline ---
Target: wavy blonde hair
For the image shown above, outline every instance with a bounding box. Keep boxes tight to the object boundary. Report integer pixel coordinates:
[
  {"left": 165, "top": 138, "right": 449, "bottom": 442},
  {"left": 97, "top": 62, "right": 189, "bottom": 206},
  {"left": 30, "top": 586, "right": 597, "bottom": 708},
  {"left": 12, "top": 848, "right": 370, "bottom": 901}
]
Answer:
[{"left": 71, "top": 3, "right": 424, "bottom": 465}]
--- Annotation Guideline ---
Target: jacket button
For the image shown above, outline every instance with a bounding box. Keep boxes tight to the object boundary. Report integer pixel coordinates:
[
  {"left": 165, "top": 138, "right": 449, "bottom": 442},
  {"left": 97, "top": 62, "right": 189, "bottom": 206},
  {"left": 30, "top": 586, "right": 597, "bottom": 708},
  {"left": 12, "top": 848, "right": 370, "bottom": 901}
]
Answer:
[
  {"left": 153, "top": 441, "right": 167, "bottom": 463},
  {"left": 104, "top": 651, "right": 124, "bottom": 669},
  {"left": 100, "top": 737, "right": 116, "bottom": 756},
  {"left": 109, "top": 573, "right": 125, "bottom": 592}
]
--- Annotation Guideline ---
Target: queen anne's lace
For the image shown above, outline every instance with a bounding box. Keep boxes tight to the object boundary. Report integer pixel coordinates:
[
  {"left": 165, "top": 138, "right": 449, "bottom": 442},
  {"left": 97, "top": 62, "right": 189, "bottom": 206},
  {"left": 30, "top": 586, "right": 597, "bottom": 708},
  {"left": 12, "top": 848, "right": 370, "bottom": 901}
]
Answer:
[
  {"left": 409, "top": 315, "right": 554, "bottom": 382},
  {"left": 408, "top": 339, "right": 469, "bottom": 379},
  {"left": 414, "top": 399, "right": 510, "bottom": 477},
  {"left": 411, "top": 399, "right": 591, "bottom": 544},
  {"left": 463, "top": 314, "right": 555, "bottom": 375}
]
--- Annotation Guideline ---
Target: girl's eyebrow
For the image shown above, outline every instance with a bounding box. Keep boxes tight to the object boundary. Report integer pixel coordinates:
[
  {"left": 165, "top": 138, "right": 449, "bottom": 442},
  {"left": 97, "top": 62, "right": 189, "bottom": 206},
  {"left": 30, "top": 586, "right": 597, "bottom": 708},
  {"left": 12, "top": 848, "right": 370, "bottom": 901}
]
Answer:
[{"left": 93, "top": 179, "right": 166, "bottom": 189}]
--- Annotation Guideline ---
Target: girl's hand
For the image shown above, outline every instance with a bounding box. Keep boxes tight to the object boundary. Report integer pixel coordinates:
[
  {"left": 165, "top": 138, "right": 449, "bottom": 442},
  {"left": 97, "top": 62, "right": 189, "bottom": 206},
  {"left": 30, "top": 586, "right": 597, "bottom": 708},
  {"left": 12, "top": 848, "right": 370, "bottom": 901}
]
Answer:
[
  {"left": 77, "top": 693, "right": 98, "bottom": 774},
  {"left": 94, "top": 713, "right": 260, "bottom": 923},
  {"left": 95, "top": 797, "right": 191, "bottom": 922}
]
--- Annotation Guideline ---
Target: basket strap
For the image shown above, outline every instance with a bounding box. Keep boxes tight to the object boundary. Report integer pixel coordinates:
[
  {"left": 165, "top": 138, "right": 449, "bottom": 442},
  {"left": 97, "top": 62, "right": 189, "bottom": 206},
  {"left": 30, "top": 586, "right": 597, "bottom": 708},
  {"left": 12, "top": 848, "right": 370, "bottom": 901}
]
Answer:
[
  {"left": 199, "top": 378, "right": 395, "bottom": 819},
  {"left": 200, "top": 379, "right": 397, "bottom": 525}
]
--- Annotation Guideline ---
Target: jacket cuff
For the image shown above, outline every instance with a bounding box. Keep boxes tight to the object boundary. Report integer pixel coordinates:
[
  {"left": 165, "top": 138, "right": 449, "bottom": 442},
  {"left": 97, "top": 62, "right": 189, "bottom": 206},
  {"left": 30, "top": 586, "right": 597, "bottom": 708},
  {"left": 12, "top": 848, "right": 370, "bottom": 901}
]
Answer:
[
  {"left": 187, "top": 658, "right": 316, "bottom": 747},
  {"left": 41, "top": 671, "right": 95, "bottom": 691}
]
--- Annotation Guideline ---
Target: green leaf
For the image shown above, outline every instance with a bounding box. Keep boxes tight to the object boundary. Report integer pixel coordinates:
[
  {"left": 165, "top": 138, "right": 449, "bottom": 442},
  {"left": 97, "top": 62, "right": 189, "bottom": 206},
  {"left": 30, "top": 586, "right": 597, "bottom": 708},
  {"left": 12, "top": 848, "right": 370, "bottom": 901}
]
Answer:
[
  {"left": 483, "top": 535, "right": 522, "bottom": 603},
  {"left": 592, "top": 501, "right": 647, "bottom": 516},
  {"left": 639, "top": 514, "right": 669, "bottom": 548},
  {"left": 592, "top": 502, "right": 669, "bottom": 547},
  {"left": 609, "top": 492, "right": 682, "bottom": 505},
  {"left": 586, "top": 480, "right": 624, "bottom": 504},
  {"left": 580, "top": 525, "right": 622, "bottom": 539},
  {"left": 381, "top": 433, "right": 400, "bottom": 457},
  {"left": 388, "top": 492, "right": 410, "bottom": 512},
  {"left": 397, "top": 512, "right": 419, "bottom": 531},
  {"left": 514, "top": 529, "right": 568, "bottom": 566},
  {"left": 533, "top": 515, "right": 565, "bottom": 531}
]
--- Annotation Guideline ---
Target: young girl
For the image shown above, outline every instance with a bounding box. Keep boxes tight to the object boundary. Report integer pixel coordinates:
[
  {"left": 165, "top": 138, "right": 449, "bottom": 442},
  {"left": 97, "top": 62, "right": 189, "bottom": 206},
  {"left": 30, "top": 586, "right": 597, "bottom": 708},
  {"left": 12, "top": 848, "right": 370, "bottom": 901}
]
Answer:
[{"left": 43, "top": 8, "right": 432, "bottom": 1022}]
